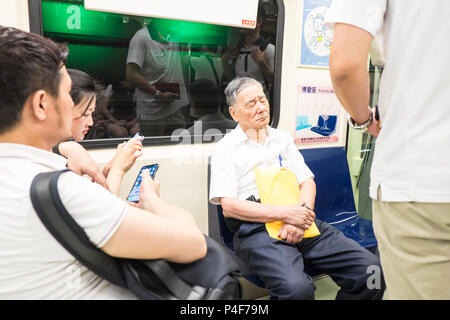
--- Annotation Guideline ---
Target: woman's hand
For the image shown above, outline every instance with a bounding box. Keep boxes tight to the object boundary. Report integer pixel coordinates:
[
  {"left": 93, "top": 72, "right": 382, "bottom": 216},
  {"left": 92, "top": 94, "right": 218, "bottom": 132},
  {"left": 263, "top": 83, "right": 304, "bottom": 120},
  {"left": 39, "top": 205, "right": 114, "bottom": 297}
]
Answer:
[
  {"left": 104, "top": 138, "right": 143, "bottom": 195},
  {"left": 105, "top": 138, "right": 143, "bottom": 177}
]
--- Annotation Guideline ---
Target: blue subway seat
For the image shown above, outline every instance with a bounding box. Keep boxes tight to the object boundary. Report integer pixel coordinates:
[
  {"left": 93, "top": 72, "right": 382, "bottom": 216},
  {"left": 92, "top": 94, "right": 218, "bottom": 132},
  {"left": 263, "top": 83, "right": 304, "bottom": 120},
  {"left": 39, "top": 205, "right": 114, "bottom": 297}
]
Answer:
[{"left": 301, "top": 147, "right": 377, "bottom": 249}]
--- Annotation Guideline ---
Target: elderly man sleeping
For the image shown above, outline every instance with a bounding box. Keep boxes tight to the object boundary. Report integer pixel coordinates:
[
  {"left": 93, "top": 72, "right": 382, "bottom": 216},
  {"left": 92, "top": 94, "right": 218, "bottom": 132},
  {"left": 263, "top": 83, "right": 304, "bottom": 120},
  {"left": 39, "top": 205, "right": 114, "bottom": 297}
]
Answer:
[{"left": 209, "top": 77, "right": 385, "bottom": 300}]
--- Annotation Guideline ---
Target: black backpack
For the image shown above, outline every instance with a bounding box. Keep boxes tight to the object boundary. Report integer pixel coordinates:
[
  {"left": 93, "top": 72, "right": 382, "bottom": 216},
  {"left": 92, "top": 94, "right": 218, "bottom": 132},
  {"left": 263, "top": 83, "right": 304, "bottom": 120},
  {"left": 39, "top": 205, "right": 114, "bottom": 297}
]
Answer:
[{"left": 30, "top": 169, "right": 241, "bottom": 300}]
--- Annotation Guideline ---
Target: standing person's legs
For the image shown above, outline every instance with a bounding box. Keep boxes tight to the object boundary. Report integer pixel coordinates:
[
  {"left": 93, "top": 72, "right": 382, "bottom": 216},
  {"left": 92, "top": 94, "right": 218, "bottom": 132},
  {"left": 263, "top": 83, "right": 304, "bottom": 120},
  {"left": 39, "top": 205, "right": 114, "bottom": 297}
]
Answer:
[
  {"left": 372, "top": 196, "right": 450, "bottom": 299},
  {"left": 300, "top": 219, "right": 385, "bottom": 300}
]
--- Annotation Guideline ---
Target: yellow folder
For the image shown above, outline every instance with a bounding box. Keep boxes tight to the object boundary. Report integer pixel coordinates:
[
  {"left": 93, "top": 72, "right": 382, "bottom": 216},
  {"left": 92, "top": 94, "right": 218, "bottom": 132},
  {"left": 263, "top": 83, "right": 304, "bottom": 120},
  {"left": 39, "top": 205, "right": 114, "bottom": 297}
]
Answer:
[{"left": 254, "top": 167, "right": 320, "bottom": 239}]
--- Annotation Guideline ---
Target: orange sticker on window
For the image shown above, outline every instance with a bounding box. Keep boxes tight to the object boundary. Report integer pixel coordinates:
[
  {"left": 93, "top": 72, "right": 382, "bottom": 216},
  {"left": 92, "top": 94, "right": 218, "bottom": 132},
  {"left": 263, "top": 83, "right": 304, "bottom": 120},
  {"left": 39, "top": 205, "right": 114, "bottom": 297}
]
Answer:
[{"left": 241, "top": 19, "right": 256, "bottom": 26}]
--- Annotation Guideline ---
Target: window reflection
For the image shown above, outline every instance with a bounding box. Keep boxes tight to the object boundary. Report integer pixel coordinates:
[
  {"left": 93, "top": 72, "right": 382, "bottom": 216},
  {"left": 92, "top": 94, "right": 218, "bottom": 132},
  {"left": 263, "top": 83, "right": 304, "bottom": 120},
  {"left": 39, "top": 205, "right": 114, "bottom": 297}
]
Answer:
[{"left": 41, "top": 0, "right": 279, "bottom": 142}]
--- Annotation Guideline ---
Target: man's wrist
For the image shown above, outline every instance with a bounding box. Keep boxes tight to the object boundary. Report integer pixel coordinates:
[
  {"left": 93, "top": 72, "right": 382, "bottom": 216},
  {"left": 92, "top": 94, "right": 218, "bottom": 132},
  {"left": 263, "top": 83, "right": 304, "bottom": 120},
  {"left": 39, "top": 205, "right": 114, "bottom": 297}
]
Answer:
[
  {"left": 347, "top": 108, "right": 373, "bottom": 131},
  {"left": 153, "top": 90, "right": 161, "bottom": 99}
]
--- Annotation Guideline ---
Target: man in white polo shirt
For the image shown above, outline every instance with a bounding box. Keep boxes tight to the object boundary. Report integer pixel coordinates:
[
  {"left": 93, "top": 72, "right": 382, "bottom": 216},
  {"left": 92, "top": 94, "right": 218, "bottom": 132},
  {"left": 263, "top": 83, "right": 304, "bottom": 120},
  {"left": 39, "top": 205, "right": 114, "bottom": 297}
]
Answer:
[
  {"left": 0, "top": 26, "right": 206, "bottom": 299},
  {"left": 209, "top": 77, "right": 384, "bottom": 299},
  {"left": 326, "top": 0, "right": 450, "bottom": 299},
  {"left": 125, "top": 22, "right": 189, "bottom": 137}
]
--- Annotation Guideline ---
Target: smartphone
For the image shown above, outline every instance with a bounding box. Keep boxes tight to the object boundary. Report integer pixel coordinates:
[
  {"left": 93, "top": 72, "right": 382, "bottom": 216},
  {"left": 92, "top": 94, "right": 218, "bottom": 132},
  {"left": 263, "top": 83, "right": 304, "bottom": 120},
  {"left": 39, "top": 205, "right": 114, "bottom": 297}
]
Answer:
[
  {"left": 132, "top": 132, "right": 144, "bottom": 142},
  {"left": 126, "top": 164, "right": 159, "bottom": 203}
]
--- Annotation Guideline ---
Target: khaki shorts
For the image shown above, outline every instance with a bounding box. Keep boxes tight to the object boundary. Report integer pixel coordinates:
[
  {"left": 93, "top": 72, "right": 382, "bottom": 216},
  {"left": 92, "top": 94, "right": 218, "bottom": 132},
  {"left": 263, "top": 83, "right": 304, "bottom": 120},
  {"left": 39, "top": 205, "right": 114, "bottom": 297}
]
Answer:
[{"left": 372, "top": 192, "right": 450, "bottom": 299}]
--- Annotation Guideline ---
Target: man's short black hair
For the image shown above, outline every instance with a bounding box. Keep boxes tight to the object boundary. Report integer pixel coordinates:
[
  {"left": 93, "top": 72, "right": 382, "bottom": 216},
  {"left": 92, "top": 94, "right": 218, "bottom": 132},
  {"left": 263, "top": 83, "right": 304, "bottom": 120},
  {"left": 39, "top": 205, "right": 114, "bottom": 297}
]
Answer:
[{"left": 0, "top": 26, "right": 69, "bottom": 134}]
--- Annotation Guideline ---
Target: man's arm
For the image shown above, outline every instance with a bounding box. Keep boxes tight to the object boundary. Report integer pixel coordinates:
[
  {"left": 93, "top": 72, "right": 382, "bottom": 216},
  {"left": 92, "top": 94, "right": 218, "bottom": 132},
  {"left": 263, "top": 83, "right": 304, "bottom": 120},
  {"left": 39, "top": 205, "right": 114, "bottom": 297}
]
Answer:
[
  {"left": 220, "top": 197, "right": 315, "bottom": 231},
  {"left": 101, "top": 205, "right": 206, "bottom": 263},
  {"left": 101, "top": 170, "right": 207, "bottom": 263},
  {"left": 298, "top": 177, "right": 316, "bottom": 210},
  {"left": 57, "top": 141, "right": 109, "bottom": 189},
  {"left": 329, "top": 23, "right": 373, "bottom": 125},
  {"left": 125, "top": 63, "right": 177, "bottom": 101},
  {"left": 125, "top": 63, "right": 159, "bottom": 95}
]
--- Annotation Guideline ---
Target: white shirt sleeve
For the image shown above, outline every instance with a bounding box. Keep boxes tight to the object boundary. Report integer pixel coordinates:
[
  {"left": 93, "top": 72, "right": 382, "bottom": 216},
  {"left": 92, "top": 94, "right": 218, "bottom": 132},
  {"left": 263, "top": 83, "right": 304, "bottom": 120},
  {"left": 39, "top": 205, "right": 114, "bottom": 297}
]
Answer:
[
  {"left": 57, "top": 172, "right": 129, "bottom": 248},
  {"left": 324, "top": 0, "right": 387, "bottom": 38},
  {"left": 126, "top": 30, "right": 147, "bottom": 68},
  {"left": 209, "top": 143, "right": 238, "bottom": 205}
]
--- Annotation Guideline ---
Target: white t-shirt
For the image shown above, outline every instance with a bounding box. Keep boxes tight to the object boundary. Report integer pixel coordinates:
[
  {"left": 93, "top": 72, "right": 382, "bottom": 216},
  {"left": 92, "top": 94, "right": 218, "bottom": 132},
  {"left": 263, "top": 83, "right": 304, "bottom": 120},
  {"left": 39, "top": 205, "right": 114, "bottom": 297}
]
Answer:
[
  {"left": 325, "top": 0, "right": 450, "bottom": 202},
  {"left": 209, "top": 125, "right": 314, "bottom": 205},
  {"left": 190, "top": 54, "right": 224, "bottom": 86},
  {"left": 0, "top": 143, "right": 136, "bottom": 299},
  {"left": 235, "top": 43, "right": 275, "bottom": 88},
  {"left": 126, "top": 27, "right": 188, "bottom": 120}
]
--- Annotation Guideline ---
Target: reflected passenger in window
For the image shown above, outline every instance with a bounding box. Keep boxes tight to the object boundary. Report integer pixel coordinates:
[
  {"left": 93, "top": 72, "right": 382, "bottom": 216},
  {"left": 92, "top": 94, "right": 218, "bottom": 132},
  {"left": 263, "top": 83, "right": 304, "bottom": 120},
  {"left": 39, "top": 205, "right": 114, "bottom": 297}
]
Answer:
[
  {"left": 125, "top": 20, "right": 188, "bottom": 137},
  {"left": 68, "top": 69, "right": 135, "bottom": 140},
  {"left": 68, "top": 69, "right": 99, "bottom": 142},
  {"left": 221, "top": 7, "right": 275, "bottom": 95}
]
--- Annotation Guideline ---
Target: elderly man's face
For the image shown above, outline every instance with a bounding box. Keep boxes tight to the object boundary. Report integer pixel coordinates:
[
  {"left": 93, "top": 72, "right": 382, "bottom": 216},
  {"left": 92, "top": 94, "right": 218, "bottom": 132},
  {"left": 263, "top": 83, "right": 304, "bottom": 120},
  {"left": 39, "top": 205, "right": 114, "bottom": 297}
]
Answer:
[{"left": 229, "top": 83, "right": 270, "bottom": 132}]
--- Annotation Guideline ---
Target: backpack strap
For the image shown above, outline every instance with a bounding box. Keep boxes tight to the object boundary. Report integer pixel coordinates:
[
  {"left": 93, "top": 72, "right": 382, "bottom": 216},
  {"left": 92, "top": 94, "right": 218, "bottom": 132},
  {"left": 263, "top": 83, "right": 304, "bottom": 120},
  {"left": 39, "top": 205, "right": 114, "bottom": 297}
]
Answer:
[{"left": 30, "top": 169, "right": 127, "bottom": 288}]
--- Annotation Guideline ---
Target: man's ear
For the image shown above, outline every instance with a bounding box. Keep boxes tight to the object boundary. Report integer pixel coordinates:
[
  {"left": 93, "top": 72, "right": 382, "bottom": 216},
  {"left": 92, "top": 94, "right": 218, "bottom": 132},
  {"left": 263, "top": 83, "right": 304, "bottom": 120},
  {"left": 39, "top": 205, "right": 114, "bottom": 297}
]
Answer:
[
  {"left": 29, "top": 90, "right": 50, "bottom": 121},
  {"left": 229, "top": 105, "right": 239, "bottom": 122}
]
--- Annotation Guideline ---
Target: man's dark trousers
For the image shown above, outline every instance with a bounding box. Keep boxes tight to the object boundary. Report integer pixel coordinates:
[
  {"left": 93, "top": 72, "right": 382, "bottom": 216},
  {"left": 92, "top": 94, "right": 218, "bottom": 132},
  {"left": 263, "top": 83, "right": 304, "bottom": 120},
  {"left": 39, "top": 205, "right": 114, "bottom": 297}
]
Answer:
[{"left": 233, "top": 219, "right": 385, "bottom": 299}]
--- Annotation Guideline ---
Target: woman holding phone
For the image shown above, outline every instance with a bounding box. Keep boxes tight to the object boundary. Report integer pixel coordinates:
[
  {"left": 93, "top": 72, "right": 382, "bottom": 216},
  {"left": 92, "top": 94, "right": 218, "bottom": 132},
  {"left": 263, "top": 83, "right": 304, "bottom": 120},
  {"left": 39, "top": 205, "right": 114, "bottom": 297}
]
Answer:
[{"left": 54, "top": 69, "right": 143, "bottom": 196}]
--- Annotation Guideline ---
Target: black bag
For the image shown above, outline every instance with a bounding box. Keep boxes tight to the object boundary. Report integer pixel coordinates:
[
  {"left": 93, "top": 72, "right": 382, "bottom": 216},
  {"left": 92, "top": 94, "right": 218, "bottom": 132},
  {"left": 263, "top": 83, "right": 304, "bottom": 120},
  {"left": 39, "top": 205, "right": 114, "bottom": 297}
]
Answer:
[{"left": 30, "top": 169, "right": 241, "bottom": 300}]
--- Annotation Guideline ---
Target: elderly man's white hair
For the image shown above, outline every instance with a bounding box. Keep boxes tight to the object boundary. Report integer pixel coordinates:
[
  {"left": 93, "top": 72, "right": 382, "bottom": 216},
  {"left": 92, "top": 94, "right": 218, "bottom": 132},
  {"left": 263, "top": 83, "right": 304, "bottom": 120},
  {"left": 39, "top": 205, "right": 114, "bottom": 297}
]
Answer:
[{"left": 224, "top": 77, "right": 263, "bottom": 107}]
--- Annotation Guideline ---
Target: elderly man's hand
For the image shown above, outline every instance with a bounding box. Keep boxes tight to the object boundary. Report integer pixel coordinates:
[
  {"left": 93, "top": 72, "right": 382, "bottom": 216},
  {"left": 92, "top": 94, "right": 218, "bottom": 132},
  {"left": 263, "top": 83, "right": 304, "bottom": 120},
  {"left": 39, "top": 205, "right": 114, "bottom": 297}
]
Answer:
[
  {"left": 280, "top": 204, "right": 316, "bottom": 230},
  {"left": 278, "top": 223, "right": 304, "bottom": 244}
]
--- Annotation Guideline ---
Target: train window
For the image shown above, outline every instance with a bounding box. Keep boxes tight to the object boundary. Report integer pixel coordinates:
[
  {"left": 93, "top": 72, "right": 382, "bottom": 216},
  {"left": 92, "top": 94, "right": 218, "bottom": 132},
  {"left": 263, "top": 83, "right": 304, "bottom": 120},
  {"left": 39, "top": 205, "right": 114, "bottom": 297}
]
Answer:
[{"left": 32, "top": 0, "right": 283, "bottom": 148}]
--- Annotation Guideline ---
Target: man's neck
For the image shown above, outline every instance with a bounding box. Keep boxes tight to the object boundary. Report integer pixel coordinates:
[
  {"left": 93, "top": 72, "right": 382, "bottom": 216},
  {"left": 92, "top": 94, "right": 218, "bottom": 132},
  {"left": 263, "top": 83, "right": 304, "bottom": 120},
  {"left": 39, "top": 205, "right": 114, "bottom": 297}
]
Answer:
[
  {"left": 0, "top": 126, "right": 55, "bottom": 152},
  {"left": 243, "top": 126, "right": 268, "bottom": 146}
]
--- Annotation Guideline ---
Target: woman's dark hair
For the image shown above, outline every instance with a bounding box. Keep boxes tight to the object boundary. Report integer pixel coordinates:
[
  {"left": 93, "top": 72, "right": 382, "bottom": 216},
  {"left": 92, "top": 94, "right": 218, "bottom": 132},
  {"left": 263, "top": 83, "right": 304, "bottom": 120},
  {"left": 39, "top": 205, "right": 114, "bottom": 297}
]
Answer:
[
  {"left": 0, "top": 26, "right": 69, "bottom": 134},
  {"left": 67, "top": 69, "right": 104, "bottom": 117}
]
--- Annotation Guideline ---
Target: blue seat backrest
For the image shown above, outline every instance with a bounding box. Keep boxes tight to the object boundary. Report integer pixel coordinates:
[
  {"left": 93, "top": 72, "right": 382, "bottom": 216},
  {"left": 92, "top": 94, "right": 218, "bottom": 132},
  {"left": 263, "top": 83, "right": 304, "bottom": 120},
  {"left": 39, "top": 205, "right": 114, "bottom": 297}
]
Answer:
[
  {"left": 301, "top": 147, "right": 377, "bottom": 249},
  {"left": 300, "top": 147, "right": 356, "bottom": 224}
]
